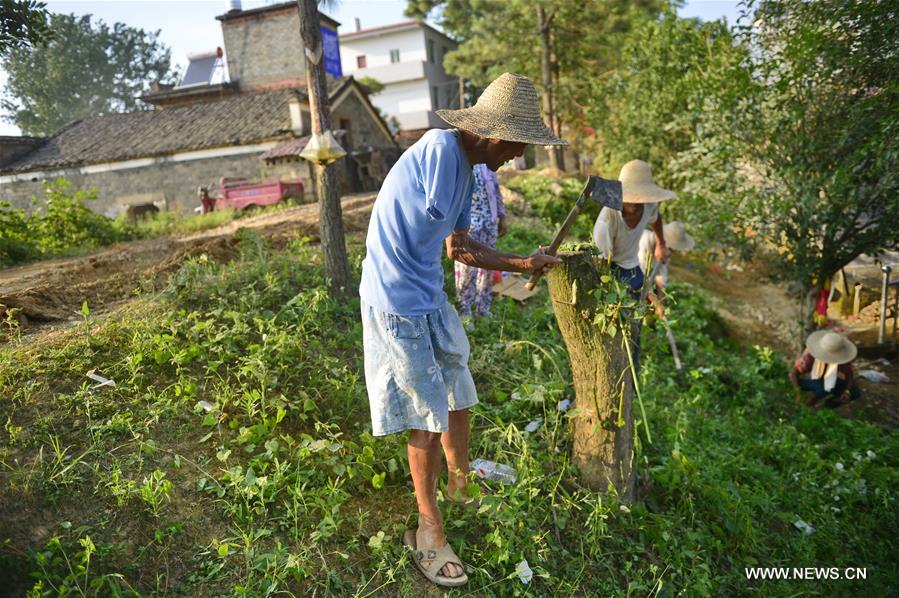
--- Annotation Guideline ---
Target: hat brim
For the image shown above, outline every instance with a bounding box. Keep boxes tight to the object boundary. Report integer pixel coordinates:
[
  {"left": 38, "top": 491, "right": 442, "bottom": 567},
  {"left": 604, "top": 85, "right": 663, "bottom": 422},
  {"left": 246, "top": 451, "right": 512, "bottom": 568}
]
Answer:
[
  {"left": 436, "top": 106, "right": 568, "bottom": 146},
  {"left": 667, "top": 234, "right": 695, "bottom": 252},
  {"left": 622, "top": 183, "right": 677, "bottom": 204},
  {"left": 806, "top": 330, "right": 857, "bottom": 364},
  {"left": 663, "top": 226, "right": 696, "bottom": 251}
]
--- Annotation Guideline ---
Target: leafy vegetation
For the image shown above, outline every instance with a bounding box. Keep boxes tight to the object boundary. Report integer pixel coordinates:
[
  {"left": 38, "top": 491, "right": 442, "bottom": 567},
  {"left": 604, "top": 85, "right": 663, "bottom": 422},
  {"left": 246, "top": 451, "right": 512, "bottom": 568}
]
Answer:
[
  {"left": 0, "top": 0, "right": 52, "bottom": 57},
  {"left": 417, "top": 0, "right": 899, "bottom": 336},
  {"left": 0, "top": 179, "right": 131, "bottom": 266},
  {"left": 1, "top": 11, "right": 174, "bottom": 135},
  {"left": 1, "top": 209, "right": 896, "bottom": 594},
  {"left": 0, "top": 178, "right": 306, "bottom": 267},
  {"left": 592, "top": 0, "right": 899, "bottom": 331}
]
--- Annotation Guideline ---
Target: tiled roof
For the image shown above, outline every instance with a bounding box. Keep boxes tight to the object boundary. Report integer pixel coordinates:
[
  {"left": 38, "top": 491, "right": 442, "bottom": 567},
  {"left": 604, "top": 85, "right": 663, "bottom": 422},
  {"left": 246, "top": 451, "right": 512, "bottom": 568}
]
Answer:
[{"left": 1, "top": 78, "right": 352, "bottom": 174}]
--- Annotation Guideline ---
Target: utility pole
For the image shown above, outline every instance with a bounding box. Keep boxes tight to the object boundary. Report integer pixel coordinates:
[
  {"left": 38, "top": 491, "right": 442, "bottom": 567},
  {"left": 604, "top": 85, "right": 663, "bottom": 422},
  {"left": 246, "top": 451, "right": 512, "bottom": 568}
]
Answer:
[{"left": 297, "top": 0, "right": 350, "bottom": 295}]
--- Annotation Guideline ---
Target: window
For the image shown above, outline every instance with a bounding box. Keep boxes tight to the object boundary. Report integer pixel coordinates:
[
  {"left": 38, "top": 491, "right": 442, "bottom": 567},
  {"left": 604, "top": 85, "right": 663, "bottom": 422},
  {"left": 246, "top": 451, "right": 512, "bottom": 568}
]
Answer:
[
  {"left": 442, "top": 46, "right": 448, "bottom": 63},
  {"left": 389, "top": 49, "right": 400, "bottom": 63},
  {"left": 432, "top": 86, "right": 439, "bottom": 109},
  {"left": 427, "top": 39, "right": 435, "bottom": 63},
  {"left": 356, "top": 55, "right": 367, "bottom": 69}
]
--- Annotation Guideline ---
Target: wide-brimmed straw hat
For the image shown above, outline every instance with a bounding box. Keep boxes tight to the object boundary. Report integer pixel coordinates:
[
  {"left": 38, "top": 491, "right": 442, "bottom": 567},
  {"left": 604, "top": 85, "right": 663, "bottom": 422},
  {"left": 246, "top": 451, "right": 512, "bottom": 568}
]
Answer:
[
  {"left": 619, "top": 160, "right": 676, "bottom": 204},
  {"left": 806, "top": 330, "right": 857, "bottom": 364},
  {"left": 663, "top": 221, "right": 696, "bottom": 251},
  {"left": 435, "top": 73, "right": 567, "bottom": 146}
]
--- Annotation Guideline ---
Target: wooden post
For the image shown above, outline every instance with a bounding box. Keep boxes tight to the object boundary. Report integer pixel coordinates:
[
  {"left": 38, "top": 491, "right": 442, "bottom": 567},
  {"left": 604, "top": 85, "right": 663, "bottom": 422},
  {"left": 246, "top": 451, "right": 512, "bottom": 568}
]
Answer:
[
  {"left": 297, "top": 0, "right": 350, "bottom": 295},
  {"left": 546, "top": 251, "right": 636, "bottom": 500}
]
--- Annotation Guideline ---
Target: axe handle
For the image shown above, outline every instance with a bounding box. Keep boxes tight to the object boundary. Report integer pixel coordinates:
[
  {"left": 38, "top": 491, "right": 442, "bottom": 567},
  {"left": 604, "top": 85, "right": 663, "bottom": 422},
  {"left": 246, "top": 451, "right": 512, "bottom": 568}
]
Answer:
[{"left": 525, "top": 203, "right": 583, "bottom": 291}]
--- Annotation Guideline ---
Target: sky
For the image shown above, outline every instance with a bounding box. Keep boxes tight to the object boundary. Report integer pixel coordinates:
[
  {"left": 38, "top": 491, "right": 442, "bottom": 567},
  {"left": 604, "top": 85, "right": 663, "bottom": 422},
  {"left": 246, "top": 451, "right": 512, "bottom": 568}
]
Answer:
[{"left": 0, "top": 0, "right": 747, "bottom": 136}]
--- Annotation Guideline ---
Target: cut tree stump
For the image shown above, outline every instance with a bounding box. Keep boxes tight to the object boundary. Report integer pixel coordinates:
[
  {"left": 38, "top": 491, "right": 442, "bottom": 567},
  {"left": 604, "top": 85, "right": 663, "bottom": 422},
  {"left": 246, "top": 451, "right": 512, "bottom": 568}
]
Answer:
[{"left": 547, "top": 250, "right": 636, "bottom": 501}]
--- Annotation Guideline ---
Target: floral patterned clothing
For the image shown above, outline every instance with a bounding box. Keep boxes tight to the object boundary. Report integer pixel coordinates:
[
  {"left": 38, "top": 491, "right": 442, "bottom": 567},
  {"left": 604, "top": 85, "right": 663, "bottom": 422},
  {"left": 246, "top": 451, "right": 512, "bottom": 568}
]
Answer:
[{"left": 455, "top": 164, "right": 505, "bottom": 316}]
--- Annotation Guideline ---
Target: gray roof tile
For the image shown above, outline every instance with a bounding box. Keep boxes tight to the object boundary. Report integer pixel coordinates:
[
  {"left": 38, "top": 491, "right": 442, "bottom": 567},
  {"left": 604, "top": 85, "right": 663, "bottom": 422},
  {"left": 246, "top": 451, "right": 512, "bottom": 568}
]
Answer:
[{"left": 1, "top": 79, "right": 351, "bottom": 174}]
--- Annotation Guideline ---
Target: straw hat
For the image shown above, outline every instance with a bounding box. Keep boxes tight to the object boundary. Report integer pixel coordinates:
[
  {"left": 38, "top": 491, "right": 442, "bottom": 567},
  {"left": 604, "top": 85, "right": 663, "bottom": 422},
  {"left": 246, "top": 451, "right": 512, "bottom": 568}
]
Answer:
[
  {"left": 806, "top": 330, "right": 857, "bottom": 364},
  {"left": 619, "top": 160, "right": 676, "bottom": 204},
  {"left": 435, "top": 73, "right": 567, "bottom": 146},
  {"left": 663, "top": 221, "right": 696, "bottom": 251}
]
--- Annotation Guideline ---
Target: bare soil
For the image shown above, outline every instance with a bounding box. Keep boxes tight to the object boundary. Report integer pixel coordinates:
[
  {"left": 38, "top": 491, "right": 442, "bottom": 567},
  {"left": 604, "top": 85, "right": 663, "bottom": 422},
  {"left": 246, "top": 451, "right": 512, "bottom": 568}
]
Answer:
[{"left": 0, "top": 193, "right": 376, "bottom": 333}]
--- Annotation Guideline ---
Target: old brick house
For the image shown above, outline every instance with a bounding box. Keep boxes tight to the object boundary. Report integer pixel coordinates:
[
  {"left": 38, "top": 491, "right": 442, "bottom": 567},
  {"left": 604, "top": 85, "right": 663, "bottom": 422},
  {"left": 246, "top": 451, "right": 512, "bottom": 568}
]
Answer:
[{"left": 0, "top": 2, "right": 397, "bottom": 216}]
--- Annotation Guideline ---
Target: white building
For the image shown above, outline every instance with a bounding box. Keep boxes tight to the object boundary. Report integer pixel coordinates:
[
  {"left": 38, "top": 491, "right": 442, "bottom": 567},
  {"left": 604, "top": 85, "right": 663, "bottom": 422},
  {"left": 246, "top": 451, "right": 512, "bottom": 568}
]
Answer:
[{"left": 340, "top": 20, "right": 460, "bottom": 132}]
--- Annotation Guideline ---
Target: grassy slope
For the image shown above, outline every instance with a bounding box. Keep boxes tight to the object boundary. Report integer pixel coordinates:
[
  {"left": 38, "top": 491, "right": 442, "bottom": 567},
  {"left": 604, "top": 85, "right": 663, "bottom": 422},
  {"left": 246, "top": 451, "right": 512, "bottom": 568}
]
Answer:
[{"left": 0, "top": 219, "right": 896, "bottom": 596}]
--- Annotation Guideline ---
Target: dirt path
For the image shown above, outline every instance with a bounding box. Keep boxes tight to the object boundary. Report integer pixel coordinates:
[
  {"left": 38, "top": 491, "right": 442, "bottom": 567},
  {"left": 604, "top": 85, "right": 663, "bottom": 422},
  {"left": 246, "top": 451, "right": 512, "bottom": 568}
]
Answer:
[
  {"left": 669, "top": 258, "right": 801, "bottom": 353},
  {"left": 0, "top": 193, "right": 376, "bottom": 330}
]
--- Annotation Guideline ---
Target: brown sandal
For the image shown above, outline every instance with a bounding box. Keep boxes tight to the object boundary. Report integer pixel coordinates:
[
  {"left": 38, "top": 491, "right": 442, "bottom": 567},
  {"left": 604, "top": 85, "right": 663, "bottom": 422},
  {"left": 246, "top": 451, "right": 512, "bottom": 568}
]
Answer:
[{"left": 403, "top": 529, "right": 469, "bottom": 587}]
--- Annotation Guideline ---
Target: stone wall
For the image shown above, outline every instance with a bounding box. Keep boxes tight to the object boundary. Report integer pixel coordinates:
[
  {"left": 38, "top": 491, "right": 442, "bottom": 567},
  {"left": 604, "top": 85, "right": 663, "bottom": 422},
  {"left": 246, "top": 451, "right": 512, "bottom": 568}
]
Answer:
[
  {"left": 0, "top": 151, "right": 313, "bottom": 217},
  {"left": 330, "top": 90, "right": 395, "bottom": 151}
]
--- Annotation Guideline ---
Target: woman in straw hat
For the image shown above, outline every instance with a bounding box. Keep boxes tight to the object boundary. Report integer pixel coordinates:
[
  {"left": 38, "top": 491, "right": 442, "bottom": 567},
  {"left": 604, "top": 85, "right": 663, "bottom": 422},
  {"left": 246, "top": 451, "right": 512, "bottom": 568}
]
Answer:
[
  {"left": 789, "top": 330, "right": 861, "bottom": 408},
  {"left": 593, "top": 159, "right": 677, "bottom": 369},
  {"left": 359, "top": 72, "right": 565, "bottom": 587},
  {"left": 593, "top": 160, "right": 677, "bottom": 293}
]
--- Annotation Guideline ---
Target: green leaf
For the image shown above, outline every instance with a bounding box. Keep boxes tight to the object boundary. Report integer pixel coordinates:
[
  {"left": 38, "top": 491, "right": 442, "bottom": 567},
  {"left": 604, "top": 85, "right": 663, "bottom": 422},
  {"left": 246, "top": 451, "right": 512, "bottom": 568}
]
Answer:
[{"left": 371, "top": 472, "right": 385, "bottom": 489}]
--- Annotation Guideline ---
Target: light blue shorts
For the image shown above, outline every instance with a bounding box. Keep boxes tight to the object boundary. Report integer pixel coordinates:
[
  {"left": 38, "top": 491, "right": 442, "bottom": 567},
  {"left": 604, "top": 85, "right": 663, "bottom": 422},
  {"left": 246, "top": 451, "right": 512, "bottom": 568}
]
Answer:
[{"left": 361, "top": 300, "right": 479, "bottom": 436}]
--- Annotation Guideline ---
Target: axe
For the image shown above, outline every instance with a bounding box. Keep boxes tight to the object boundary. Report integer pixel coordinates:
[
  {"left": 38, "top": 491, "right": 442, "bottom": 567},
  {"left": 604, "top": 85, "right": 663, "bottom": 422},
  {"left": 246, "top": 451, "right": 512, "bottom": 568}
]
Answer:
[{"left": 525, "top": 175, "right": 623, "bottom": 291}]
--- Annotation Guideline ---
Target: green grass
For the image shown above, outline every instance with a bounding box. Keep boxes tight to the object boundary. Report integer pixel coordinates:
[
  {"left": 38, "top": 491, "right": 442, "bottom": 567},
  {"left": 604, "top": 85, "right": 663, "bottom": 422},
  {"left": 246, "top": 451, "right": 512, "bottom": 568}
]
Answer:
[{"left": 0, "top": 216, "right": 896, "bottom": 595}]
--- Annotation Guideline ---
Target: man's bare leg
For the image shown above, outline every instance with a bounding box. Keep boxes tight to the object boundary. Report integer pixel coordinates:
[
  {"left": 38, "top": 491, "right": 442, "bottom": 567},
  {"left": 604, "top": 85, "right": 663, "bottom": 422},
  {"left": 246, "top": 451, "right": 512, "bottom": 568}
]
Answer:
[
  {"left": 442, "top": 408, "right": 472, "bottom": 502},
  {"left": 408, "top": 429, "right": 463, "bottom": 578}
]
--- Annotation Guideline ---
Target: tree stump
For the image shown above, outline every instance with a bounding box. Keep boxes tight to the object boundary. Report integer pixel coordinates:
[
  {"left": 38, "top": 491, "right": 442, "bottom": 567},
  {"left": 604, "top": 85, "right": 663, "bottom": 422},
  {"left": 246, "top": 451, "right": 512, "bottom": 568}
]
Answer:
[{"left": 547, "top": 251, "right": 636, "bottom": 501}]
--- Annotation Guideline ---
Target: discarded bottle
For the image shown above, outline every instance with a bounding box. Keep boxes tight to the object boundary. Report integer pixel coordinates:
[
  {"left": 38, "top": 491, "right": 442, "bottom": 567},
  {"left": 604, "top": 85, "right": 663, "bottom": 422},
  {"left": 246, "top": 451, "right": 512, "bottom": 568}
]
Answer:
[{"left": 470, "top": 458, "right": 517, "bottom": 484}]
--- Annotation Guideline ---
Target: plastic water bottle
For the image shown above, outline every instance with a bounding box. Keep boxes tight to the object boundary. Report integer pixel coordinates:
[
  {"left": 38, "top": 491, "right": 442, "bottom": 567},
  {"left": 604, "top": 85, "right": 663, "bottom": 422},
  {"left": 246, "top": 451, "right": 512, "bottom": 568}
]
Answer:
[{"left": 470, "top": 458, "right": 517, "bottom": 484}]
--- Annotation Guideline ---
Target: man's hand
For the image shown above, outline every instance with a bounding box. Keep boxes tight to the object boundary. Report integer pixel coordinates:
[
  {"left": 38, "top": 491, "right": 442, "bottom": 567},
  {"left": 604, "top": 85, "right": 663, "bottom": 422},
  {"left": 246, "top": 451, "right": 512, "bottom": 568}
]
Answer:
[
  {"left": 497, "top": 215, "right": 508, "bottom": 238},
  {"left": 526, "top": 247, "right": 561, "bottom": 274},
  {"left": 654, "top": 240, "right": 670, "bottom": 263}
]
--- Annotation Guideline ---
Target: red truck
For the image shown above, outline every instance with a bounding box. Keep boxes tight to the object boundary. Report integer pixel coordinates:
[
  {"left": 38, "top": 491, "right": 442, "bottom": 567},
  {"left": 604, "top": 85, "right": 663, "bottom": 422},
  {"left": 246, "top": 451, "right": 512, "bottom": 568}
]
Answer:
[{"left": 199, "top": 177, "right": 304, "bottom": 213}]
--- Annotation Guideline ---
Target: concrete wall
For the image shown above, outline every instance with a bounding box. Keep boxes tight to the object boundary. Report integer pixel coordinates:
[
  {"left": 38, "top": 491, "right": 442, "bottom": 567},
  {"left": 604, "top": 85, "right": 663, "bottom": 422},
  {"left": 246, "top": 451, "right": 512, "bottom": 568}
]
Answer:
[
  {"left": 341, "top": 25, "right": 459, "bottom": 131},
  {"left": 340, "top": 28, "right": 425, "bottom": 74}
]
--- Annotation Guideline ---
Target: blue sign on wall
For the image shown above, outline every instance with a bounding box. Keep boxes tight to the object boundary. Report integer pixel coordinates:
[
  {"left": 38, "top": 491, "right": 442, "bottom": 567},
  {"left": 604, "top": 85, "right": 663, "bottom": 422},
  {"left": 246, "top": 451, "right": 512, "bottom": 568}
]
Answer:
[{"left": 320, "top": 26, "right": 342, "bottom": 78}]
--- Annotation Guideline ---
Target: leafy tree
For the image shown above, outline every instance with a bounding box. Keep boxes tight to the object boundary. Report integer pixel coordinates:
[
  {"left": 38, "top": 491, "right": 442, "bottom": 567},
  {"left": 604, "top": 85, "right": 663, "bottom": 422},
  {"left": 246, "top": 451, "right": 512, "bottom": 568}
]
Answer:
[
  {"left": 705, "top": 0, "right": 899, "bottom": 335},
  {"left": 592, "top": 9, "right": 750, "bottom": 247},
  {"left": 0, "top": 0, "right": 52, "bottom": 56},
  {"left": 406, "top": 0, "right": 663, "bottom": 169},
  {"left": 1, "top": 13, "right": 174, "bottom": 136},
  {"left": 355, "top": 76, "right": 385, "bottom": 95},
  {"left": 587, "top": 0, "right": 898, "bottom": 339}
]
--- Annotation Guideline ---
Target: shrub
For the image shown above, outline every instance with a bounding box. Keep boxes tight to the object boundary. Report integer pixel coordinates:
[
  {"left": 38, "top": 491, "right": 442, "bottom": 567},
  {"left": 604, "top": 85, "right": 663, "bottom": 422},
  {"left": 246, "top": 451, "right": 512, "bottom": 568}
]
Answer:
[
  {"left": 504, "top": 173, "right": 599, "bottom": 241},
  {"left": 0, "top": 201, "right": 38, "bottom": 266},
  {"left": 28, "top": 179, "right": 128, "bottom": 253}
]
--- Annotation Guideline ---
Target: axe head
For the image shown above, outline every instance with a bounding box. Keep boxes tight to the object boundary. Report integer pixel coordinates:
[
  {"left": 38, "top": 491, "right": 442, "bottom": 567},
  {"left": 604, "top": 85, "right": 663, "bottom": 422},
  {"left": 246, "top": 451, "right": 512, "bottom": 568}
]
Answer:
[{"left": 580, "top": 175, "right": 623, "bottom": 211}]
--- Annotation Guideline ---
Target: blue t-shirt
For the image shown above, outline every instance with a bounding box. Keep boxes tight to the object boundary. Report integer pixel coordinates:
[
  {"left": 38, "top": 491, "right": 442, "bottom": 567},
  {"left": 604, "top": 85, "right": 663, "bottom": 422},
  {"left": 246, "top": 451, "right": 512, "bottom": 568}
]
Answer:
[{"left": 360, "top": 129, "right": 473, "bottom": 315}]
